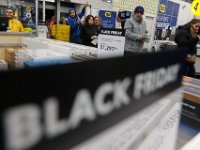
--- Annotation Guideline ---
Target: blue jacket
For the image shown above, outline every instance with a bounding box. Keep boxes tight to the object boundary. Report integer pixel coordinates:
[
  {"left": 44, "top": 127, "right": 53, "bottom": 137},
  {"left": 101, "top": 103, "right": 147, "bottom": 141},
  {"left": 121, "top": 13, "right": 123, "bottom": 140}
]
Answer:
[{"left": 67, "top": 8, "right": 85, "bottom": 44}]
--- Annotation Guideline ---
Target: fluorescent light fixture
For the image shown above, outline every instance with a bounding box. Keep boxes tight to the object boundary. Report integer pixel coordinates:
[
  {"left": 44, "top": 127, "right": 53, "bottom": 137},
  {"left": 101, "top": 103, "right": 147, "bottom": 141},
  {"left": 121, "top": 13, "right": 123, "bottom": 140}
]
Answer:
[{"left": 102, "top": 0, "right": 112, "bottom": 3}]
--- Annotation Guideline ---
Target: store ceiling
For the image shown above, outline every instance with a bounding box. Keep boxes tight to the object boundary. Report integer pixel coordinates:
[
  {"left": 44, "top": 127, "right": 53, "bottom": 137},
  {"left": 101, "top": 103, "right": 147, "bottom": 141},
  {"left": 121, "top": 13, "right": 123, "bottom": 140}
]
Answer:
[{"left": 20, "top": 0, "right": 112, "bottom": 3}]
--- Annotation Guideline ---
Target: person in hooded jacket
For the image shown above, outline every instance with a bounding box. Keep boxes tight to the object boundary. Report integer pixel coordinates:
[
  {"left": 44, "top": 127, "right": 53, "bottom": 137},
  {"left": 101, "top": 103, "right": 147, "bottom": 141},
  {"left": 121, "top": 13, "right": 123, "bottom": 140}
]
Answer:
[
  {"left": 5, "top": 7, "right": 24, "bottom": 32},
  {"left": 175, "top": 19, "right": 200, "bottom": 77},
  {"left": 80, "top": 15, "right": 97, "bottom": 47},
  {"left": 124, "top": 6, "right": 149, "bottom": 55},
  {"left": 67, "top": 2, "right": 88, "bottom": 44}
]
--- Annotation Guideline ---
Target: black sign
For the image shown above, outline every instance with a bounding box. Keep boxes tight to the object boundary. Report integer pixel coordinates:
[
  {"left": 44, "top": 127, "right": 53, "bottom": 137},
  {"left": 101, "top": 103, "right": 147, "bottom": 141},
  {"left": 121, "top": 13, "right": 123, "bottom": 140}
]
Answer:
[
  {"left": 0, "top": 50, "right": 185, "bottom": 150},
  {"left": 100, "top": 28, "right": 125, "bottom": 36},
  {"left": 118, "top": 11, "right": 132, "bottom": 20}
]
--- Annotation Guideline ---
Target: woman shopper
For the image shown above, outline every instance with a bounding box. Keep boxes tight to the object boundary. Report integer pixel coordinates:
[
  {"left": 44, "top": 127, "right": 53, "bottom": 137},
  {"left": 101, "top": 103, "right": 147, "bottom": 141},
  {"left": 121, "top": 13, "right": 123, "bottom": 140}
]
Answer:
[
  {"left": 80, "top": 15, "right": 97, "bottom": 47},
  {"left": 175, "top": 19, "right": 200, "bottom": 77}
]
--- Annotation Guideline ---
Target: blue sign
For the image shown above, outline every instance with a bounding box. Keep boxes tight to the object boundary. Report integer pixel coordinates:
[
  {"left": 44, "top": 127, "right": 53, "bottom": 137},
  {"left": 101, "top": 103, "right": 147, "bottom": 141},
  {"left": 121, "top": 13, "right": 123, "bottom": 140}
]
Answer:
[
  {"left": 157, "top": 0, "right": 180, "bottom": 28},
  {"left": 99, "top": 10, "right": 117, "bottom": 28}
]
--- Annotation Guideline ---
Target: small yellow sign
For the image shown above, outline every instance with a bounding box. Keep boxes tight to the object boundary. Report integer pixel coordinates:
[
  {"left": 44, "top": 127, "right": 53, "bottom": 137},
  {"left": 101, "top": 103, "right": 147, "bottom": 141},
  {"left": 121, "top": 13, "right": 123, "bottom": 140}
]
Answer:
[
  {"left": 160, "top": 4, "right": 166, "bottom": 13},
  {"left": 191, "top": 0, "right": 200, "bottom": 16},
  {"left": 24, "top": 28, "right": 32, "bottom": 32},
  {"left": 105, "top": 12, "right": 112, "bottom": 17}
]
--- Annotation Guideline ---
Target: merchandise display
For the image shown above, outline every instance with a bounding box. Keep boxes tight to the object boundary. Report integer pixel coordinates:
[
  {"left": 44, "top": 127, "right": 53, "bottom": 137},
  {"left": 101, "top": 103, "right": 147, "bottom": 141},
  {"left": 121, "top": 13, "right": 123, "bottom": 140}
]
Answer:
[
  {"left": 0, "top": 59, "right": 8, "bottom": 71},
  {"left": 73, "top": 90, "right": 182, "bottom": 150},
  {"left": 24, "top": 57, "right": 77, "bottom": 68},
  {"left": 22, "top": 37, "right": 97, "bottom": 57},
  {"left": 15, "top": 49, "right": 72, "bottom": 69},
  {"left": 182, "top": 76, "right": 200, "bottom": 122},
  {"left": 0, "top": 37, "right": 98, "bottom": 70},
  {"left": 0, "top": 49, "right": 185, "bottom": 150}
]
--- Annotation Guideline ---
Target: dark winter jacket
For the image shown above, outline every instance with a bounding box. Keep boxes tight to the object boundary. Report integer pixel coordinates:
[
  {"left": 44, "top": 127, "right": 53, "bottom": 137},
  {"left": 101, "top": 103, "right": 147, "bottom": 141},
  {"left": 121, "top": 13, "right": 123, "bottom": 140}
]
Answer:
[
  {"left": 175, "top": 23, "right": 199, "bottom": 55},
  {"left": 80, "top": 25, "right": 97, "bottom": 47},
  {"left": 95, "top": 25, "right": 103, "bottom": 35}
]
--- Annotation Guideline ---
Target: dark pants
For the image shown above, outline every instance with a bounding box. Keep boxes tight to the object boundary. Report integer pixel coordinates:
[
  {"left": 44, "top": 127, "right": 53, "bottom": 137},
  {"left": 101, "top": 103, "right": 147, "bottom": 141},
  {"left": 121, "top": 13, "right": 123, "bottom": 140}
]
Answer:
[
  {"left": 124, "top": 51, "right": 136, "bottom": 56},
  {"left": 121, "top": 21, "right": 126, "bottom": 29},
  {"left": 70, "top": 37, "right": 81, "bottom": 44},
  {"left": 184, "top": 62, "right": 196, "bottom": 77}
]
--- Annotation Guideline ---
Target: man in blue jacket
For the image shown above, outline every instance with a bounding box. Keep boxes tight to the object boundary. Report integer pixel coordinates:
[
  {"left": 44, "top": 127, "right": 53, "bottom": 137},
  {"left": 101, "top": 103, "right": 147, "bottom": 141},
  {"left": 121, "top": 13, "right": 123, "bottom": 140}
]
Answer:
[{"left": 67, "top": 2, "right": 88, "bottom": 44}]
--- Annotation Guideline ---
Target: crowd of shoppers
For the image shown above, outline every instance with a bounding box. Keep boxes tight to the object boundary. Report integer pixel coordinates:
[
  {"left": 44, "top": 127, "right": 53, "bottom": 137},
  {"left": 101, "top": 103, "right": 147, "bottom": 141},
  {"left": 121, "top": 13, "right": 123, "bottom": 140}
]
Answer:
[{"left": 3, "top": 3, "right": 200, "bottom": 78}]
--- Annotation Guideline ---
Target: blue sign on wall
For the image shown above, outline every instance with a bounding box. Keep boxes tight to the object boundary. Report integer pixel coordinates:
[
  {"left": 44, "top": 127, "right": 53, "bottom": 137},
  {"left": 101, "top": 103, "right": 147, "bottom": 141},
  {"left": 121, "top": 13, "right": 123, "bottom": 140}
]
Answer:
[
  {"left": 157, "top": 0, "right": 180, "bottom": 28},
  {"left": 99, "top": 10, "right": 117, "bottom": 28}
]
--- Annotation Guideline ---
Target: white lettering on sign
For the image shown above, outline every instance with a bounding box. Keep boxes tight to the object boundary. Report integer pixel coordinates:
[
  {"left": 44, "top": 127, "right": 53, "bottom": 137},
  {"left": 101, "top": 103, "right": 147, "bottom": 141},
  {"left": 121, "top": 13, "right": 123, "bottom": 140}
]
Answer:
[
  {"left": 4, "top": 105, "right": 42, "bottom": 150},
  {"left": 101, "top": 30, "right": 111, "bottom": 34},
  {"left": 44, "top": 98, "right": 71, "bottom": 138},
  {"left": 157, "top": 16, "right": 169, "bottom": 22},
  {"left": 157, "top": 22, "right": 170, "bottom": 28},
  {"left": 3, "top": 63, "right": 180, "bottom": 150},
  {"left": 133, "top": 64, "right": 180, "bottom": 99}
]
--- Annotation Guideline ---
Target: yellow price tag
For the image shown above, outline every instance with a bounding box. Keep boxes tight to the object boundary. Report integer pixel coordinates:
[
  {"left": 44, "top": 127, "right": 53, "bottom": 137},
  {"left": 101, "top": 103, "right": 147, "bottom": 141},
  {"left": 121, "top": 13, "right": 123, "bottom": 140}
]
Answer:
[{"left": 191, "top": 0, "right": 200, "bottom": 16}]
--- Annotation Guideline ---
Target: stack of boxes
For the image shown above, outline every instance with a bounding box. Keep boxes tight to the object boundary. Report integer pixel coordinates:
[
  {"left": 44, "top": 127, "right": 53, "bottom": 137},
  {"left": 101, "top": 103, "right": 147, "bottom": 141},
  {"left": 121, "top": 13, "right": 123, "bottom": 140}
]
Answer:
[
  {"left": 0, "top": 37, "right": 98, "bottom": 70},
  {"left": 5, "top": 48, "right": 21, "bottom": 70},
  {"left": 0, "top": 60, "right": 8, "bottom": 71},
  {"left": 52, "top": 24, "right": 70, "bottom": 42},
  {"left": 73, "top": 90, "right": 183, "bottom": 150},
  {"left": 182, "top": 76, "right": 200, "bottom": 122},
  {"left": 0, "top": 48, "right": 5, "bottom": 60},
  {"left": 51, "top": 24, "right": 57, "bottom": 37},
  {"left": 15, "top": 49, "right": 75, "bottom": 69}
]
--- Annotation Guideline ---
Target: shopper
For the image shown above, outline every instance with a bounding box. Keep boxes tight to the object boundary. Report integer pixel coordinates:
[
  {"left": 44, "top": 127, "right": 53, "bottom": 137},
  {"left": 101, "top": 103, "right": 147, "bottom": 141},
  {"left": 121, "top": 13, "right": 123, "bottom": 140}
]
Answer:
[
  {"left": 175, "top": 19, "right": 200, "bottom": 77},
  {"left": 48, "top": 16, "right": 56, "bottom": 36},
  {"left": 67, "top": 2, "right": 89, "bottom": 44},
  {"left": 5, "top": 7, "right": 24, "bottom": 32},
  {"left": 80, "top": 15, "right": 98, "bottom": 47},
  {"left": 94, "top": 16, "right": 102, "bottom": 34},
  {"left": 60, "top": 16, "right": 68, "bottom": 25},
  {"left": 124, "top": 6, "right": 149, "bottom": 55}
]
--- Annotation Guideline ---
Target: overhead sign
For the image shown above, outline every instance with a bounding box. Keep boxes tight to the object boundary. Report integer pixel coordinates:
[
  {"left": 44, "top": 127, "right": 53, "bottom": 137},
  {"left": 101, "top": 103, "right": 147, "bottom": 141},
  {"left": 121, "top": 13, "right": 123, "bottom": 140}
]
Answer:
[
  {"left": 99, "top": 10, "right": 117, "bottom": 28},
  {"left": 98, "top": 28, "right": 125, "bottom": 58},
  {"left": 0, "top": 50, "right": 185, "bottom": 150}
]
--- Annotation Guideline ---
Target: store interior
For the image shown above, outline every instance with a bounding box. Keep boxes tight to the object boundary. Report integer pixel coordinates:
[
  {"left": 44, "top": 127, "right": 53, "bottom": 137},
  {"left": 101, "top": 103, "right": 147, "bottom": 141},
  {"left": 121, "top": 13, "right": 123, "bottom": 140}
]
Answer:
[{"left": 0, "top": 0, "right": 200, "bottom": 150}]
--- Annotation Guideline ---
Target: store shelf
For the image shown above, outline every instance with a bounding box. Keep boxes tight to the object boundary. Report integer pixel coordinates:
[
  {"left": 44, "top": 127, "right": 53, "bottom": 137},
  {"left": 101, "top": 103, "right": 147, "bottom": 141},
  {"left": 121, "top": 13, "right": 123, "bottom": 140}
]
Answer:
[
  {"left": 0, "top": 32, "right": 32, "bottom": 35},
  {"left": 0, "top": 43, "right": 21, "bottom": 47}
]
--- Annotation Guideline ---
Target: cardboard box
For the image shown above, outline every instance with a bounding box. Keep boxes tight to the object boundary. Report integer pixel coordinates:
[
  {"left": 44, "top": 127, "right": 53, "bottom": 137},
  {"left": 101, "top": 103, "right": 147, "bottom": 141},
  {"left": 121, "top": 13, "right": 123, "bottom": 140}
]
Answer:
[
  {"left": 0, "top": 60, "right": 8, "bottom": 71},
  {"left": 136, "top": 102, "right": 181, "bottom": 150},
  {"left": 5, "top": 48, "right": 19, "bottom": 70},
  {"left": 73, "top": 90, "right": 182, "bottom": 150},
  {"left": 182, "top": 76, "right": 200, "bottom": 122}
]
